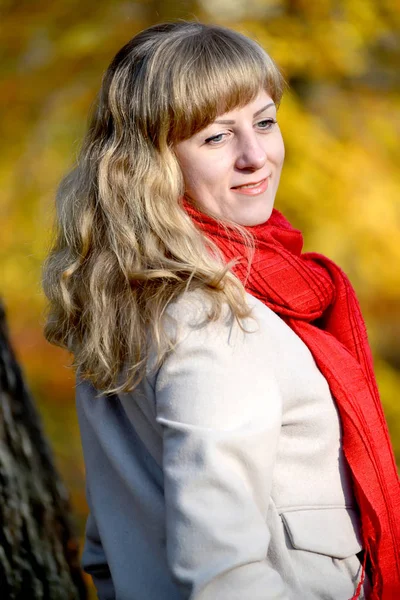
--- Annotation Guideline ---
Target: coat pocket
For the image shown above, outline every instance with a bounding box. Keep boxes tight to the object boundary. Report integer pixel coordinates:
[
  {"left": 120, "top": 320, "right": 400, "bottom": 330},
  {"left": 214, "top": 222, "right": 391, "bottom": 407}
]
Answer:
[{"left": 281, "top": 507, "right": 363, "bottom": 559}]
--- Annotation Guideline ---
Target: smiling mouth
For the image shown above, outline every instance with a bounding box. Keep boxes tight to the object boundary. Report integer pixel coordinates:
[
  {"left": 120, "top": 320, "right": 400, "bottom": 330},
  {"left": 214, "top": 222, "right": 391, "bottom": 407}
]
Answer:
[{"left": 231, "top": 178, "right": 268, "bottom": 189}]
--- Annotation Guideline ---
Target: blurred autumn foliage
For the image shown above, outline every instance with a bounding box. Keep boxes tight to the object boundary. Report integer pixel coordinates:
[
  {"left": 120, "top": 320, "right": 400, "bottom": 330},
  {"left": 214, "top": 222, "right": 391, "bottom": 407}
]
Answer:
[{"left": 1, "top": 0, "right": 399, "bottom": 588}]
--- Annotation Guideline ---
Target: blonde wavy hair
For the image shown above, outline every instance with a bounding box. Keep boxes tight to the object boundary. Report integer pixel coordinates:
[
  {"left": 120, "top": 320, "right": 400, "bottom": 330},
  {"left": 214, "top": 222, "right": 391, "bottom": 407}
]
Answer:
[{"left": 42, "top": 21, "right": 285, "bottom": 394}]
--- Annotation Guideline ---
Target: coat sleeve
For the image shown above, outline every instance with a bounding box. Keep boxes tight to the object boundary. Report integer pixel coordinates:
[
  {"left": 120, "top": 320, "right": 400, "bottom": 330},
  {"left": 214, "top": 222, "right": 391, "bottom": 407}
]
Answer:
[{"left": 154, "top": 300, "right": 289, "bottom": 599}]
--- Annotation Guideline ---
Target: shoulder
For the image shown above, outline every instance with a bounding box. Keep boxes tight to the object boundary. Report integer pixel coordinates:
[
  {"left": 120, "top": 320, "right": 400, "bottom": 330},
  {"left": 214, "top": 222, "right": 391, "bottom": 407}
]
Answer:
[
  {"left": 153, "top": 289, "right": 284, "bottom": 430},
  {"left": 152, "top": 287, "right": 290, "bottom": 386},
  {"left": 163, "top": 288, "right": 287, "bottom": 347},
  {"left": 161, "top": 288, "right": 251, "bottom": 354}
]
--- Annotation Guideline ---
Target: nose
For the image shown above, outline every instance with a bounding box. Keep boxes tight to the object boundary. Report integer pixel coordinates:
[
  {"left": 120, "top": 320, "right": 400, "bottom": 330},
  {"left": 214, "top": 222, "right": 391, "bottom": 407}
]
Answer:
[{"left": 235, "top": 132, "right": 267, "bottom": 171}]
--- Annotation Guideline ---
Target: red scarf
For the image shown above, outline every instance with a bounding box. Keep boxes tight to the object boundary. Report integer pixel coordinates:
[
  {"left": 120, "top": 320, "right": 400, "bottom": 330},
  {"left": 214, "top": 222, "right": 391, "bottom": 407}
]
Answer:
[{"left": 185, "top": 202, "right": 400, "bottom": 600}]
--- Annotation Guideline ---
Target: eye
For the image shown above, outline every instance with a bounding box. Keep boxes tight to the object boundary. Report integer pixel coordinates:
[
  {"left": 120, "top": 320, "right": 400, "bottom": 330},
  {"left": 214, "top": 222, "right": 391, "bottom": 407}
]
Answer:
[
  {"left": 257, "top": 118, "right": 277, "bottom": 130},
  {"left": 204, "top": 132, "right": 227, "bottom": 145}
]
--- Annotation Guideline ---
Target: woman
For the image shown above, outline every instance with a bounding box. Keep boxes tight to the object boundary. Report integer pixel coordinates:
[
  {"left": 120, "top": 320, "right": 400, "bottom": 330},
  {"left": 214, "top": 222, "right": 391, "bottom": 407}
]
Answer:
[{"left": 42, "top": 21, "right": 400, "bottom": 600}]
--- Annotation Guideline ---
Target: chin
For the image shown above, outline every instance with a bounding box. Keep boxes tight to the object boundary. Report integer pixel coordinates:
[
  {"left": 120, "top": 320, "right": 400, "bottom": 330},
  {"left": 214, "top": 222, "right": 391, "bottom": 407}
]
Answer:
[{"left": 233, "top": 204, "right": 274, "bottom": 227}]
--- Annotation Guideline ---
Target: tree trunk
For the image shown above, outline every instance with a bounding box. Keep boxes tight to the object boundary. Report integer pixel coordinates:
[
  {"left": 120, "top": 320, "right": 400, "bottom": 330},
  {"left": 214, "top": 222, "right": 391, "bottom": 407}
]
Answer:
[{"left": 0, "top": 300, "right": 87, "bottom": 600}]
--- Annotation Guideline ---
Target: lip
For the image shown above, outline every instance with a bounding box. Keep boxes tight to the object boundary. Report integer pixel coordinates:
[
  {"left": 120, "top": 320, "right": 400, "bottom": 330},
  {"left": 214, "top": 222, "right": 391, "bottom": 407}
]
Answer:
[{"left": 231, "top": 177, "right": 269, "bottom": 195}]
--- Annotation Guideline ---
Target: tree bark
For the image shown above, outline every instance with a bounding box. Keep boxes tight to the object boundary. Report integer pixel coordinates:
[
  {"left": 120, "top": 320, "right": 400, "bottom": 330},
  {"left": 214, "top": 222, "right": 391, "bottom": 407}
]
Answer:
[{"left": 0, "top": 300, "right": 87, "bottom": 600}]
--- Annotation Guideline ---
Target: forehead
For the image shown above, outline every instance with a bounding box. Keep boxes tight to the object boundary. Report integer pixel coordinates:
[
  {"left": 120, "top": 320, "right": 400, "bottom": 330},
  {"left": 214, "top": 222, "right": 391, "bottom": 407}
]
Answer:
[
  {"left": 190, "top": 91, "right": 276, "bottom": 136},
  {"left": 215, "top": 90, "right": 275, "bottom": 119}
]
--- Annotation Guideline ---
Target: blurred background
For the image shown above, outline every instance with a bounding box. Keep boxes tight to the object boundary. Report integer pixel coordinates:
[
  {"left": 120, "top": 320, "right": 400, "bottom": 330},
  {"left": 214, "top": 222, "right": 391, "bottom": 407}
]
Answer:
[{"left": 1, "top": 0, "right": 399, "bottom": 595}]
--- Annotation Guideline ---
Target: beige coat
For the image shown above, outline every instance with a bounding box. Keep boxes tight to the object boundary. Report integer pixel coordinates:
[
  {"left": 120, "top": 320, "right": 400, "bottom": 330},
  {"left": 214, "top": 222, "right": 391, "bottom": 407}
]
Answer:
[{"left": 76, "top": 291, "right": 370, "bottom": 599}]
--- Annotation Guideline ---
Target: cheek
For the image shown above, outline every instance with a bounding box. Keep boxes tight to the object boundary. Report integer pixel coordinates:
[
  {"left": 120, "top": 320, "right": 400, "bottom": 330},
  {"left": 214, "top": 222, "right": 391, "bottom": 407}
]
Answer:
[
  {"left": 275, "top": 134, "right": 285, "bottom": 166},
  {"left": 177, "top": 156, "right": 201, "bottom": 191},
  {"left": 278, "top": 145, "right": 285, "bottom": 168},
  {"left": 183, "top": 162, "right": 223, "bottom": 193},
  {"left": 269, "top": 147, "right": 284, "bottom": 174},
  {"left": 182, "top": 167, "right": 209, "bottom": 192},
  {"left": 175, "top": 143, "right": 231, "bottom": 195}
]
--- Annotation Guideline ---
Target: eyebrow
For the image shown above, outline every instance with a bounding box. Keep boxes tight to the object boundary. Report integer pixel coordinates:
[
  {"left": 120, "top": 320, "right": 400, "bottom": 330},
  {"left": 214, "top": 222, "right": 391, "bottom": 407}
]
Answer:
[{"left": 214, "top": 102, "right": 275, "bottom": 125}]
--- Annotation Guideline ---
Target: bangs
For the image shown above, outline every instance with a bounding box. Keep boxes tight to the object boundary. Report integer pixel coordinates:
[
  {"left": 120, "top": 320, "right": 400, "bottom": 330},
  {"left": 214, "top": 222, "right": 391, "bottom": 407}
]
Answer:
[{"left": 164, "top": 27, "right": 285, "bottom": 144}]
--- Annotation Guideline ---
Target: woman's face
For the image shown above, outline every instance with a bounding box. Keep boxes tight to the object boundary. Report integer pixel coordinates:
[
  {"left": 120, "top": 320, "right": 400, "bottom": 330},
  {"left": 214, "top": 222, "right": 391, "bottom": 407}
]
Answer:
[{"left": 174, "top": 89, "right": 285, "bottom": 226}]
